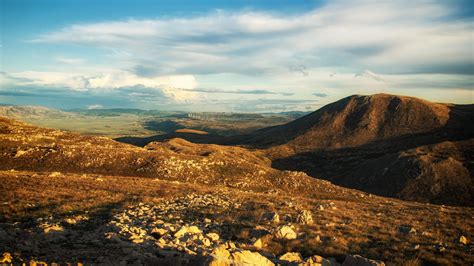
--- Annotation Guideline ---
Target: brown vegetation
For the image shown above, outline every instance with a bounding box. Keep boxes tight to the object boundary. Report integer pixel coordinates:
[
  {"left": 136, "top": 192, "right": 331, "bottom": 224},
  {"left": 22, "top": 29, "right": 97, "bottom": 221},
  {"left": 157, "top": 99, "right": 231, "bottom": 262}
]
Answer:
[
  {"left": 0, "top": 170, "right": 472, "bottom": 265},
  {"left": 0, "top": 93, "right": 473, "bottom": 265}
]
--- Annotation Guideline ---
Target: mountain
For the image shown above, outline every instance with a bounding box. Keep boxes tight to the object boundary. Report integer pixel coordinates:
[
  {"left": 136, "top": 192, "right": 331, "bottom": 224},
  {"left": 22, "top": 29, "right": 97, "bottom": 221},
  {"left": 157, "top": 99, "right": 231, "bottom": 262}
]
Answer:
[
  {"left": 0, "top": 105, "right": 76, "bottom": 119},
  {"left": 238, "top": 93, "right": 472, "bottom": 154},
  {"left": 0, "top": 117, "right": 473, "bottom": 265},
  {"left": 238, "top": 94, "right": 473, "bottom": 206}
]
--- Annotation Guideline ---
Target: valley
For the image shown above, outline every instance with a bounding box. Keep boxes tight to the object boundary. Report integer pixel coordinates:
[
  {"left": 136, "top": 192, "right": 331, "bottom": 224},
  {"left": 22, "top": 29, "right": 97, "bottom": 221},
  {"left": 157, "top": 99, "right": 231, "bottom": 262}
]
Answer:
[{"left": 0, "top": 94, "right": 473, "bottom": 265}]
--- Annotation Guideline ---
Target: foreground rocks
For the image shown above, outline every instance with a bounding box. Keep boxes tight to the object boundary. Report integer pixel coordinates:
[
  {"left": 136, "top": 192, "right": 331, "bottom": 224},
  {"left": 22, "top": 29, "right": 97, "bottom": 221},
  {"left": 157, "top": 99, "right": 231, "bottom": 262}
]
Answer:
[
  {"left": 101, "top": 194, "right": 384, "bottom": 265},
  {"left": 3, "top": 171, "right": 467, "bottom": 265}
]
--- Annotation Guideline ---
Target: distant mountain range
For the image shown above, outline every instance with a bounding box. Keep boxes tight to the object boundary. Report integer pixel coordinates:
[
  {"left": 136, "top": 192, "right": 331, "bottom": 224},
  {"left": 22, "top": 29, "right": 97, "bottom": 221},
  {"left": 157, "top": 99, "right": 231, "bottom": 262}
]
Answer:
[
  {"left": 0, "top": 105, "right": 75, "bottom": 119},
  {"left": 0, "top": 94, "right": 472, "bottom": 206},
  {"left": 0, "top": 105, "right": 309, "bottom": 119}
]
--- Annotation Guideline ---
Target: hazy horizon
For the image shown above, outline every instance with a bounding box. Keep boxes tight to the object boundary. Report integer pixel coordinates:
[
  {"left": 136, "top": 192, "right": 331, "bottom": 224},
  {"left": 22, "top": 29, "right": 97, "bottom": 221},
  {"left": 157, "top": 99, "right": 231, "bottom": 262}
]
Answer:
[{"left": 1, "top": 0, "right": 473, "bottom": 112}]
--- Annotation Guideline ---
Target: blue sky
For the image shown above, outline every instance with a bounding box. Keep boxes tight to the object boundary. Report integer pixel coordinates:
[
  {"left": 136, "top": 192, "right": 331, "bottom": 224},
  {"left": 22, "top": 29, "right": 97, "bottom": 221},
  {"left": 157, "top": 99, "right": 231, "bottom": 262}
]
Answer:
[{"left": 0, "top": 0, "right": 473, "bottom": 111}]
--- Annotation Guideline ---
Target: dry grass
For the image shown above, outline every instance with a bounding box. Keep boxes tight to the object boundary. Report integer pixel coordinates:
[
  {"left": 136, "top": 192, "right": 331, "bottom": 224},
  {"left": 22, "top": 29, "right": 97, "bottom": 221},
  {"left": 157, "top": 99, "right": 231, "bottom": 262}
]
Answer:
[
  {"left": 1, "top": 170, "right": 473, "bottom": 265},
  {"left": 403, "top": 257, "right": 422, "bottom": 266}
]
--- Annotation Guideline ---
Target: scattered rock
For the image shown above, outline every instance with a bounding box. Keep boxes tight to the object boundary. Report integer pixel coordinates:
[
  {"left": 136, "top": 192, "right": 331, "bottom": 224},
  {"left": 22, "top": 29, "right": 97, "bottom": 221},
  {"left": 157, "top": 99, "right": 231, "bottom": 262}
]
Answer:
[
  {"left": 435, "top": 242, "right": 448, "bottom": 252},
  {"left": 253, "top": 238, "right": 263, "bottom": 249},
  {"left": 458, "top": 235, "right": 468, "bottom": 245},
  {"left": 151, "top": 228, "right": 167, "bottom": 238},
  {"left": 49, "top": 171, "right": 61, "bottom": 177},
  {"left": 226, "top": 241, "right": 237, "bottom": 250},
  {"left": 210, "top": 245, "right": 231, "bottom": 259},
  {"left": 64, "top": 215, "right": 88, "bottom": 225},
  {"left": 206, "top": 232, "right": 220, "bottom": 242},
  {"left": 200, "top": 237, "right": 212, "bottom": 247},
  {"left": 282, "top": 214, "right": 293, "bottom": 222},
  {"left": 296, "top": 210, "right": 313, "bottom": 225},
  {"left": 279, "top": 252, "right": 303, "bottom": 263},
  {"left": 39, "top": 222, "right": 64, "bottom": 233},
  {"left": 421, "top": 231, "right": 432, "bottom": 237},
  {"left": 398, "top": 225, "right": 416, "bottom": 234},
  {"left": 262, "top": 212, "right": 280, "bottom": 224},
  {"left": 275, "top": 225, "right": 297, "bottom": 240},
  {"left": 0, "top": 252, "right": 12, "bottom": 263},
  {"left": 303, "top": 255, "right": 331, "bottom": 266},
  {"left": 174, "top": 226, "right": 202, "bottom": 238},
  {"left": 208, "top": 245, "right": 232, "bottom": 265}
]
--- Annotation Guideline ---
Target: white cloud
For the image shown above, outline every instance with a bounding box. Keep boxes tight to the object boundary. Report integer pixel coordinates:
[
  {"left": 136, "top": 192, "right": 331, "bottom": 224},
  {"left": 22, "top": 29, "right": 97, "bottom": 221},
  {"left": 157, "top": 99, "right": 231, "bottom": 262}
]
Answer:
[
  {"left": 55, "top": 57, "right": 85, "bottom": 65},
  {"left": 8, "top": 71, "right": 200, "bottom": 102},
  {"left": 9, "top": 71, "right": 90, "bottom": 91},
  {"left": 31, "top": 1, "right": 473, "bottom": 77},
  {"left": 5, "top": 0, "right": 472, "bottom": 110},
  {"left": 355, "top": 70, "right": 385, "bottom": 82}
]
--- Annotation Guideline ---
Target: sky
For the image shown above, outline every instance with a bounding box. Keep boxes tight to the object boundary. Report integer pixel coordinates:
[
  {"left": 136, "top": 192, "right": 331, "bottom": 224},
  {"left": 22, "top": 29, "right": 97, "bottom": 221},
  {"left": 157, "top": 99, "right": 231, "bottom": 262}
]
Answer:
[{"left": 0, "top": 0, "right": 473, "bottom": 112}]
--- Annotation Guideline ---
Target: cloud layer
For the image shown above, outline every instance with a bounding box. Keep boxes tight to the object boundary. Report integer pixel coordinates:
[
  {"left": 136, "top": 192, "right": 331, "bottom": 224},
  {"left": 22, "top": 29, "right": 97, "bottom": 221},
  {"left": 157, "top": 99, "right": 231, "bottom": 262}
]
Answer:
[
  {"left": 2, "top": 0, "right": 473, "bottom": 111},
  {"left": 32, "top": 1, "right": 473, "bottom": 76}
]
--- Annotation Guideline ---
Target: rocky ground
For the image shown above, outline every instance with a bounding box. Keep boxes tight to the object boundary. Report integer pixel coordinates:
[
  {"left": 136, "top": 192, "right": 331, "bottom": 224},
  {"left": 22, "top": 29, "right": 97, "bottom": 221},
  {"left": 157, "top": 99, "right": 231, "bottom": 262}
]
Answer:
[{"left": 1, "top": 170, "right": 473, "bottom": 265}]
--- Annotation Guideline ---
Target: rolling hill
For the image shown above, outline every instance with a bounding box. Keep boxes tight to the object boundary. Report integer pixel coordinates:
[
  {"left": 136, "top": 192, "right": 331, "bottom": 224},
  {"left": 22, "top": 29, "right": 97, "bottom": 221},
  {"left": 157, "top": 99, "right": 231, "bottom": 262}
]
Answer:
[{"left": 0, "top": 116, "right": 473, "bottom": 265}]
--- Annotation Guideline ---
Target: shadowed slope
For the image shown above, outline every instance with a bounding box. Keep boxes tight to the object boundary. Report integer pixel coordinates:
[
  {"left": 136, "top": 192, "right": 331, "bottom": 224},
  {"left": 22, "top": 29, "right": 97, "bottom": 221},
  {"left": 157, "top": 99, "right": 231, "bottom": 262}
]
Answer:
[
  {"left": 246, "top": 94, "right": 474, "bottom": 206},
  {"left": 115, "top": 129, "right": 227, "bottom": 147}
]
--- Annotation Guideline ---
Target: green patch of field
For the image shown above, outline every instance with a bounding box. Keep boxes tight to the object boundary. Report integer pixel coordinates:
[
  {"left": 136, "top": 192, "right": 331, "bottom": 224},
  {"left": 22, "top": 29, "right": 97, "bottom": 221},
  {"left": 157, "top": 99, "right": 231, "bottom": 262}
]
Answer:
[
  {"left": 21, "top": 115, "right": 159, "bottom": 138},
  {"left": 0, "top": 105, "right": 306, "bottom": 138}
]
